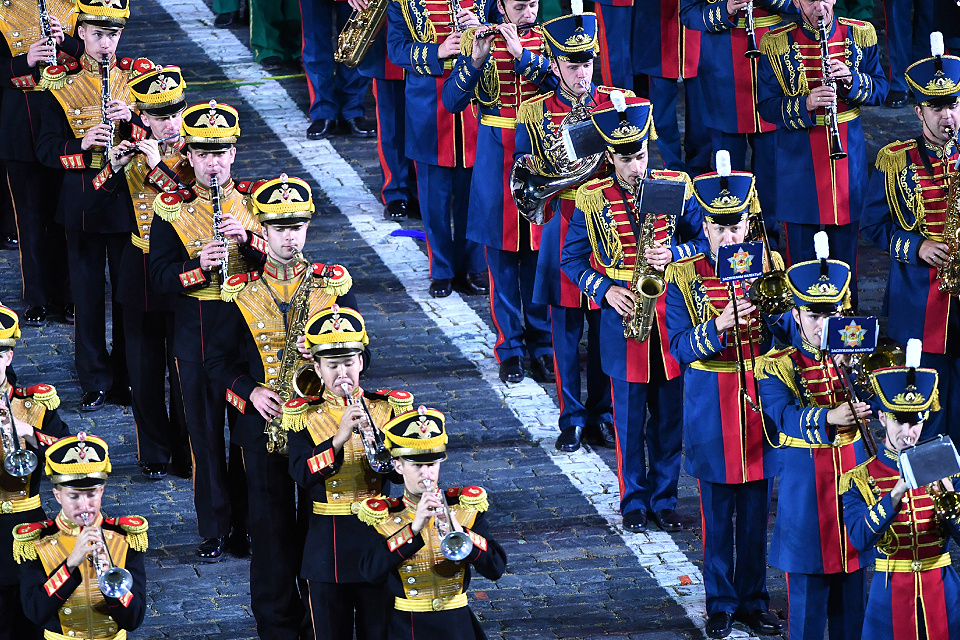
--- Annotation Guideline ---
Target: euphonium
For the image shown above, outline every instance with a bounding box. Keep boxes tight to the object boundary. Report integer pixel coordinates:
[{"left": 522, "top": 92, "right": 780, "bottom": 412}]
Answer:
[
  {"left": 420, "top": 478, "right": 474, "bottom": 561},
  {"left": 341, "top": 383, "right": 393, "bottom": 473},
  {"left": 623, "top": 207, "right": 666, "bottom": 342},
  {"left": 936, "top": 126, "right": 960, "bottom": 294},
  {"left": 334, "top": 0, "right": 389, "bottom": 67},
  {"left": 81, "top": 513, "right": 134, "bottom": 599}
]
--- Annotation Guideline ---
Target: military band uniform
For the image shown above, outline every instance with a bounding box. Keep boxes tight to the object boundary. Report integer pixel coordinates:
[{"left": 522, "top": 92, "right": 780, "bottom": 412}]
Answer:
[
  {"left": 593, "top": 0, "right": 631, "bottom": 90},
  {"left": 882, "top": 0, "right": 935, "bottom": 105},
  {"left": 386, "top": 0, "right": 486, "bottom": 288},
  {"left": 757, "top": 13, "right": 887, "bottom": 306},
  {"left": 860, "top": 51, "right": 960, "bottom": 443},
  {"left": 442, "top": 17, "right": 553, "bottom": 371},
  {"left": 0, "top": 0, "right": 78, "bottom": 320}
]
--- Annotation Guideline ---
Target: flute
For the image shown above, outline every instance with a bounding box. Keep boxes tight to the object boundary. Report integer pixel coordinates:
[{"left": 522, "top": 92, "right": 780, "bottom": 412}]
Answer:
[{"left": 114, "top": 133, "right": 180, "bottom": 159}]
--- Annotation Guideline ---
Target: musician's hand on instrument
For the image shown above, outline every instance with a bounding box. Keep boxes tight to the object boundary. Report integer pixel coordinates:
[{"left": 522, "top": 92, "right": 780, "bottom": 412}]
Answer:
[
  {"left": 334, "top": 405, "right": 365, "bottom": 450},
  {"left": 198, "top": 239, "right": 227, "bottom": 271},
  {"left": 470, "top": 32, "right": 493, "bottom": 67},
  {"left": 109, "top": 140, "right": 136, "bottom": 171},
  {"left": 919, "top": 239, "right": 950, "bottom": 268},
  {"left": 66, "top": 526, "right": 102, "bottom": 570},
  {"left": 500, "top": 23, "right": 523, "bottom": 59},
  {"left": 13, "top": 416, "right": 36, "bottom": 444},
  {"left": 80, "top": 123, "right": 113, "bottom": 151},
  {"left": 604, "top": 285, "right": 637, "bottom": 318},
  {"left": 645, "top": 243, "right": 673, "bottom": 268},
  {"left": 826, "top": 58, "right": 853, "bottom": 89},
  {"left": 438, "top": 32, "right": 462, "bottom": 58},
  {"left": 890, "top": 477, "right": 909, "bottom": 505},
  {"left": 942, "top": 478, "right": 956, "bottom": 493},
  {"left": 218, "top": 212, "right": 248, "bottom": 243},
  {"left": 49, "top": 16, "right": 65, "bottom": 44},
  {"left": 806, "top": 85, "right": 836, "bottom": 112},
  {"left": 105, "top": 99, "right": 132, "bottom": 123},
  {"left": 726, "top": 0, "right": 750, "bottom": 18},
  {"left": 412, "top": 490, "right": 445, "bottom": 534},
  {"left": 26, "top": 38, "right": 56, "bottom": 67},
  {"left": 250, "top": 387, "right": 283, "bottom": 422},
  {"left": 347, "top": 0, "right": 368, "bottom": 10},
  {"left": 458, "top": 9, "right": 481, "bottom": 28},
  {"left": 297, "top": 335, "right": 312, "bottom": 360},
  {"left": 826, "top": 400, "right": 871, "bottom": 427},
  {"left": 138, "top": 138, "right": 161, "bottom": 169}
]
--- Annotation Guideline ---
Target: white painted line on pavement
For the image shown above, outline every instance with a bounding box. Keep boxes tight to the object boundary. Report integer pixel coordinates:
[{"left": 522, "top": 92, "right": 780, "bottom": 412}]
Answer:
[{"left": 153, "top": 2, "right": 755, "bottom": 636}]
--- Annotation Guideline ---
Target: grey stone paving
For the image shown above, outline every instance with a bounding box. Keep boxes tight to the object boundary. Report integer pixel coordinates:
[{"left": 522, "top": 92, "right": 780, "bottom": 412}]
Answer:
[{"left": 2, "top": 1, "right": 951, "bottom": 638}]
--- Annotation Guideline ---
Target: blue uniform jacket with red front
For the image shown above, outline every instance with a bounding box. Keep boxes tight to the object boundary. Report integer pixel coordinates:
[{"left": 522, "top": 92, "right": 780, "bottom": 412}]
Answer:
[
  {"left": 386, "top": 0, "right": 479, "bottom": 167},
  {"left": 680, "top": 0, "right": 793, "bottom": 134},
  {"left": 665, "top": 253, "right": 779, "bottom": 484},
  {"left": 756, "top": 335, "right": 869, "bottom": 574},
  {"left": 633, "top": 0, "right": 700, "bottom": 79},
  {"left": 861, "top": 138, "right": 959, "bottom": 355},
  {"left": 442, "top": 24, "right": 553, "bottom": 251},
  {"left": 358, "top": 20, "right": 406, "bottom": 80},
  {"left": 560, "top": 171, "right": 707, "bottom": 383},
  {"left": 841, "top": 452, "right": 960, "bottom": 640},
  {"left": 757, "top": 17, "right": 887, "bottom": 225},
  {"left": 516, "top": 85, "right": 624, "bottom": 308}
]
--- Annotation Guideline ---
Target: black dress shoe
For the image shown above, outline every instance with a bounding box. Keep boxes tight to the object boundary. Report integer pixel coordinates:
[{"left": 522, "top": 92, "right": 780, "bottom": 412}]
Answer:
[
  {"left": 383, "top": 200, "right": 408, "bottom": 220},
  {"left": 454, "top": 272, "right": 488, "bottom": 296},
  {"left": 530, "top": 354, "right": 556, "bottom": 383},
  {"left": 170, "top": 457, "right": 193, "bottom": 479},
  {"left": 61, "top": 303, "right": 75, "bottom": 323},
  {"left": 307, "top": 119, "right": 333, "bottom": 140},
  {"left": 584, "top": 421, "right": 616, "bottom": 448},
  {"left": 555, "top": 426, "right": 583, "bottom": 452},
  {"left": 652, "top": 508, "right": 683, "bottom": 532},
  {"left": 196, "top": 536, "right": 227, "bottom": 563},
  {"left": 706, "top": 611, "right": 733, "bottom": 639},
  {"left": 1, "top": 235, "right": 18, "bottom": 250},
  {"left": 213, "top": 10, "right": 236, "bottom": 27},
  {"left": 884, "top": 90, "right": 907, "bottom": 109},
  {"left": 141, "top": 463, "right": 167, "bottom": 480},
  {"left": 498, "top": 356, "right": 523, "bottom": 383},
  {"left": 23, "top": 306, "right": 46, "bottom": 326},
  {"left": 343, "top": 117, "right": 375, "bottom": 138},
  {"left": 260, "top": 56, "right": 285, "bottom": 72},
  {"left": 622, "top": 509, "right": 647, "bottom": 533},
  {"left": 733, "top": 609, "right": 783, "bottom": 635},
  {"left": 227, "top": 530, "right": 251, "bottom": 558},
  {"left": 80, "top": 390, "right": 107, "bottom": 412},
  {"left": 429, "top": 278, "right": 453, "bottom": 298}
]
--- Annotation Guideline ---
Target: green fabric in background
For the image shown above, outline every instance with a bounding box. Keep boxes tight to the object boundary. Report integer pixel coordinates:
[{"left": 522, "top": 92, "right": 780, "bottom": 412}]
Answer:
[
  {"left": 213, "top": 0, "right": 240, "bottom": 14},
  {"left": 538, "top": 0, "right": 564, "bottom": 22},
  {"left": 249, "top": 0, "right": 302, "bottom": 62},
  {"left": 833, "top": 0, "right": 875, "bottom": 21}
]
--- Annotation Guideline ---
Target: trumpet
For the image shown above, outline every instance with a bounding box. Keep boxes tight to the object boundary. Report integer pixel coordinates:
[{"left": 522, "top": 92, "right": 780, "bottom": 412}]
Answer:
[
  {"left": 340, "top": 383, "right": 393, "bottom": 474},
  {"left": 80, "top": 513, "right": 134, "bottom": 599},
  {"left": 816, "top": 16, "right": 847, "bottom": 160},
  {"left": 927, "top": 479, "right": 960, "bottom": 522},
  {"left": 0, "top": 391, "right": 37, "bottom": 477},
  {"left": 420, "top": 478, "right": 473, "bottom": 561}
]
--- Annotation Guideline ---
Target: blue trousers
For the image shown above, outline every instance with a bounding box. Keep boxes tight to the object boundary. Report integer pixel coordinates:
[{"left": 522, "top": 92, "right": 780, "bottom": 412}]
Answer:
[
  {"left": 415, "top": 163, "right": 485, "bottom": 280},
  {"left": 919, "top": 350, "right": 960, "bottom": 442},
  {"left": 883, "top": 0, "right": 935, "bottom": 94},
  {"left": 550, "top": 306, "right": 612, "bottom": 430},
  {"left": 596, "top": 4, "right": 633, "bottom": 90},
  {"left": 710, "top": 129, "right": 780, "bottom": 250},
  {"left": 784, "top": 221, "right": 860, "bottom": 308},
  {"left": 610, "top": 372, "right": 683, "bottom": 516},
  {"left": 650, "top": 75, "right": 711, "bottom": 174},
  {"left": 299, "top": 0, "right": 369, "bottom": 121},
  {"left": 698, "top": 479, "right": 771, "bottom": 616},
  {"left": 785, "top": 570, "right": 866, "bottom": 640},
  {"left": 486, "top": 244, "right": 552, "bottom": 363},
  {"left": 373, "top": 78, "right": 414, "bottom": 205}
]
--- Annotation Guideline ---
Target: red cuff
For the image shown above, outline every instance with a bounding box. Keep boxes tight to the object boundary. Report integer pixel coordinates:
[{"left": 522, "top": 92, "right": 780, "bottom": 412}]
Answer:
[
  {"left": 43, "top": 565, "right": 71, "bottom": 597},
  {"left": 148, "top": 166, "right": 178, "bottom": 192},
  {"left": 118, "top": 591, "right": 133, "bottom": 607},
  {"left": 60, "top": 154, "right": 86, "bottom": 170},
  {"left": 93, "top": 164, "right": 112, "bottom": 190},
  {"left": 248, "top": 233, "right": 267, "bottom": 254},
  {"left": 10, "top": 74, "right": 36, "bottom": 88},
  {"left": 35, "top": 431, "right": 58, "bottom": 446},
  {"left": 226, "top": 389, "right": 246, "bottom": 413},
  {"left": 130, "top": 124, "right": 147, "bottom": 141},
  {"left": 387, "top": 524, "right": 414, "bottom": 552},
  {"left": 179, "top": 267, "right": 206, "bottom": 288},
  {"left": 467, "top": 529, "right": 488, "bottom": 552},
  {"left": 307, "top": 448, "right": 336, "bottom": 474}
]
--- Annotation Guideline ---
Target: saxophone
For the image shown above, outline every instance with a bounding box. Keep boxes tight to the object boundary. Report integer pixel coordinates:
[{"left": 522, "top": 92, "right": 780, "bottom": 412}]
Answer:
[
  {"left": 937, "top": 127, "right": 960, "bottom": 295},
  {"left": 264, "top": 249, "right": 315, "bottom": 454},
  {"left": 623, "top": 207, "right": 667, "bottom": 342},
  {"left": 334, "top": 0, "right": 389, "bottom": 67}
]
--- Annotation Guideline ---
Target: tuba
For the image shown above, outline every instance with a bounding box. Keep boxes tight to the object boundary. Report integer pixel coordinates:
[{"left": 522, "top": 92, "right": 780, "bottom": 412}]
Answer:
[
  {"left": 334, "top": 0, "right": 389, "bottom": 67},
  {"left": 936, "top": 126, "right": 960, "bottom": 294},
  {"left": 623, "top": 207, "right": 666, "bottom": 342}
]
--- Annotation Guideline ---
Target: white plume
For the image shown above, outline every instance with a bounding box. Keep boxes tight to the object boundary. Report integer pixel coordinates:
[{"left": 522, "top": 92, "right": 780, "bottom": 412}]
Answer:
[
  {"left": 931, "top": 32, "right": 945, "bottom": 57},
  {"left": 610, "top": 90, "right": 627, "bottom": 113},
  {"left": 716, "top": 150, "right": 731, "bottom": 178},
  {"left": 571, "top": 0, "right": 583, "bottom": 16},
  {"left": 906, "top": 338, "right": 922, "bottom": 369},
  {"left": 814, "top": 231, "right": 830, "bottom": 260}
]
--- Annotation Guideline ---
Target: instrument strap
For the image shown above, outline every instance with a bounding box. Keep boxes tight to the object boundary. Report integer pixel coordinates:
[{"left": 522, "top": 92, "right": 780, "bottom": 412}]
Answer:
[
  {"left": 614, "top": 179, "right": 643, "bottom": 245},
  {"left": 914, "top": 135, "right": 940, "bottom": 184}
]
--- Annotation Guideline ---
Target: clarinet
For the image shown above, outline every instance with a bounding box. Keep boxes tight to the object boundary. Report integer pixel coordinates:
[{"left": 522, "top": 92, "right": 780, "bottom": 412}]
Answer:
[
  {"left": 100, "top": 54, "right": 114, "bottom": 162},
  {"left": 449, "top": 0, "right": 464, "bottom": 32},
  {"left": 744, "top": 1, "right": 760, "bottom": 59},
  {"left": 209, "top": 175, "right": 229, "bottom": 288},
  {"left": 37, "top": 0, "right": 56, "bottom": 66},
  {"left": 817, "top": 17, "right": 847, "bottom": 160}
]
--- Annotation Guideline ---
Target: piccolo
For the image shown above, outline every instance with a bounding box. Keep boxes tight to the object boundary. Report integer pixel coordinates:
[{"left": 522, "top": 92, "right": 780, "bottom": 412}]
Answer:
[
  {"left": 114, "top": 133, "right": 180, "bottom": 159},
  {"left": 474, "top": 21, "right": 538, "bottom": 38}
]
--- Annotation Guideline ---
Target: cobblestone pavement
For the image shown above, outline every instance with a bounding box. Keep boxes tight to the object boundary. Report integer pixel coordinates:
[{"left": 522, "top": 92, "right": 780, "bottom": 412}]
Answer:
[{"left": 2, "top": 1, "right": 952, "bottom": 638}]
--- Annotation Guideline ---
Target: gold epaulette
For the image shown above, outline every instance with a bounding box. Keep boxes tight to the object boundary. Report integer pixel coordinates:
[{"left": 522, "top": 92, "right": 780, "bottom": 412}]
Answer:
[
  {"left": 875, "top": 140, "right": 914, "bottom": 176},
  {"left": 759, "top": 22, "right": 794, "bottom": 58},
  {"left": 153, "top": 191, "right": 183, "bottom": 222},
  {"left": 838, "top": 17, "right": 877, "bottom": 48},
  {"left": 516, "top": 94, "right": 548, "bottom": 126},
  {"left": 650, "top": 169, "right": 693, "bottom": 200},
  {"left": 664, "top": 254, "right": 701, "bottom": 285},
  {"left": 220, "top": 272, "right": 252, "bottom": 302},
  {"left": 575, "top": 178, "right": 613, "bottom": 218},
  {"left": 460, "top": 26, "right": 479, "bottom": 57},
  {"left": 595, "top": 86, "right": 636, "bottom": 100},
  {"left": 457, "top": 486, "right": 489, "bottom": 512},
  {"left": 357, "top": 496, "right": 400, "bottom": 526},
  {"left": 838, "top": 459, "right": 878, "bottom": 505},
  {"left": 370, "top": 389, "right": 415, "bottom": 416},
  {"left": 113, "top": 515, "right": 149, "bottom": 553},
  {"left": 753, "top": 347, "right": 802, "bottom": 399},
  {"left": 281, "top": 396, "right": 318, "bottom": 432},
  {"left": 15, "top": 384, "right": 60, "bottom": 410},
  {"left": 11, "top": 521, "right": 51, "bottom": 564},
  {"left": 315, "top": 263, "right": 352, "bottom": 297}
]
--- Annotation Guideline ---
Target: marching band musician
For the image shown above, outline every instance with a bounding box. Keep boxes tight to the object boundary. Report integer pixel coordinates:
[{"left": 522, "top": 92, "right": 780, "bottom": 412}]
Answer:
[
  {"left": 754, "top": 235, "right": 870, "bottom": 640},
  {"left": 860, "top": 38, "right": 960, "bottom": 443},
  {"left": 284, "top": 307, "right": 410, "bottom": 640},
  {"left": 32, "top": 0, "right": 144, "bottom": 412},
  {"left": 357, "top": 407, "right": 507, "bottom": 640},
  {"left": 205, "top": 175, "right": 356, "bottom": 640},
  {"left": 0, "top": 304, "right": 68, "bottom": 640},
  {"left": 515, "top": 3, "right": 615, "bottom": 451},
  {"left": 148, "top": 100, "right": 263, "bottom": 562},
  {"left": 756, "top": 0, "right": 887, "bottom": 306},
  {"left": 840, "top": 352, "right": 960, "bottom": 640},
  {"left": 14, "top": 433, "right": 148, "bottom": 639},
  {"left": 663, "top": 159, "right": 783, "bottom": 639},
  {"left": 92, "top": 59, "right": 192, "bottom": 481},
  {"left": 442, "top": 0, "right": 554, "bottom": 385},
  {"left": 386, "top": 0, "right": 487, "bottom": 298},
  {"left": 0, "top": 0, "right": 78, "bottom": 327},
  {"left": 560, "top": 92, "right": 706, "bottom": 533}
]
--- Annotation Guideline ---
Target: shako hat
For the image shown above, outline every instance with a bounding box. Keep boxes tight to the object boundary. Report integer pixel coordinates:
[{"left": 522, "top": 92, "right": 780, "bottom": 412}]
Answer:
[
  {"left": 0, "top": 304, "right": 20, "bottom": 351},
  {"left": 76, "top": 0, "right": 130, "bottom": 27},
  {"left": 181, "top": 100, "right": 240, "bottom": 151},
  {"left": 541, "top": 0, "right": 598, "bottom": 63},
  {"left": 786, "top": 232, "right": 851, "bottom": 313},
  {"left": 128, "top": 59, "right": 187, "bottom": 116},
  {"left": 383, "top": 405, "right": 448, "bottom": 463},
  {"left": 905, "top": 32, "right": 960, "bottom": 107},
  {"left": 45, "top": 432, "right": 112, "bottom": 488},
  {"left": 252, "top": 174, "right": 315, "bottom": 225},
  {"left": 304, "top": 305, "right": 368, "bottom": 358},
  {"left": 693, "top": 150, "right": 759, "bottom": 225},
  {"left": 591, "top": 90, "right": 656, "bottom": 156},
  {"left": 871, "top": 339, "right": 939, "bottom": 423}
]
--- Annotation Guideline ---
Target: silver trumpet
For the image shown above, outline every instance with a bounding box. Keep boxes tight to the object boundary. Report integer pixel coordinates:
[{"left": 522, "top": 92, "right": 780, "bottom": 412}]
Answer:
[
  {"left": 81, "top": 513, "right": 134, "bottom": 599},
  {"left": 0, "top": 391, "right": 37, "bottom": 477},
  {"left": 421, "top": 478, "right": 473, "bottom": 561},
  {"left": 340, "top": 383, "right": 393, "bottom": 473}
]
